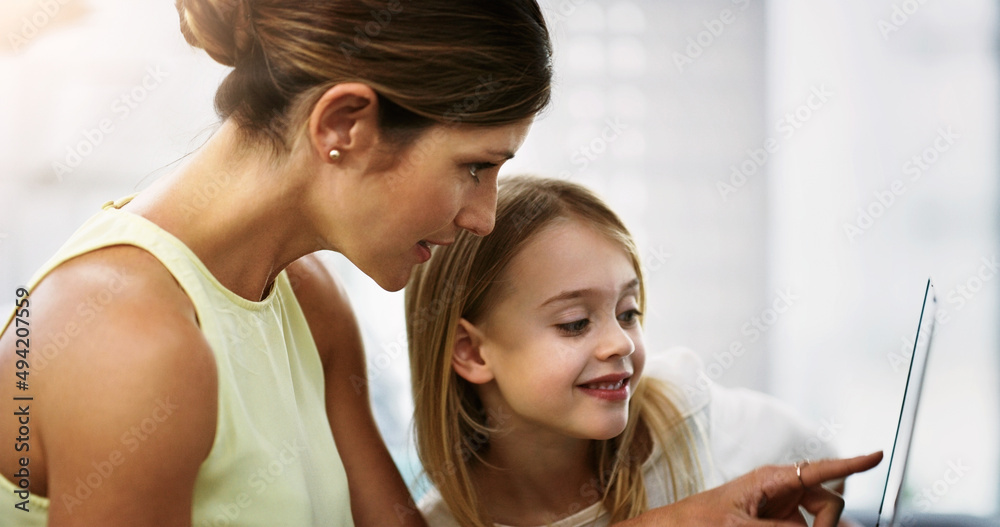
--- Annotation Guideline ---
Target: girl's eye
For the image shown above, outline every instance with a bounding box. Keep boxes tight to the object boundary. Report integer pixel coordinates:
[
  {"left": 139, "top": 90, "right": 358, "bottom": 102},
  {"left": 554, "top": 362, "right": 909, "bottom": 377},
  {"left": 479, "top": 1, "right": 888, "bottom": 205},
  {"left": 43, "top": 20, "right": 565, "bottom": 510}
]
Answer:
[
  {"left": 468, "top": 162, "right": 497, "bottom": 184},
  {"left": 618, "top": 309, "right": 642, "bottom": 326},
  {"left": 556, "top": 319, "right": 589, "bottom": 336}
]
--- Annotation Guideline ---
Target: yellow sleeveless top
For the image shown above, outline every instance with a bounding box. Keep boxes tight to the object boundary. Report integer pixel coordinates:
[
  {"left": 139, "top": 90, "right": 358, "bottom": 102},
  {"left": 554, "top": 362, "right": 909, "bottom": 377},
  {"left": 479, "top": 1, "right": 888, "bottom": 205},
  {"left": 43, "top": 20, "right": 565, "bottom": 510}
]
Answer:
[{"left": 0, "top": 197, "right": 354, "bottom": 526}]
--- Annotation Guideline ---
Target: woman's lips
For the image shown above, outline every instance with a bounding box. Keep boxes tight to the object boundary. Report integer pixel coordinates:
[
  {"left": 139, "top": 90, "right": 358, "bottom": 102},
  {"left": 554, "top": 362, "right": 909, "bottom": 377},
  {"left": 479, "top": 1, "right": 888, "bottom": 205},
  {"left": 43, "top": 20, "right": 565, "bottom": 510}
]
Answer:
[
  {"left": 415, "top": 241, "right": 432, "bottom": 263},
  {"left": 415, "top": 239, "right": 455, "bottom": 263}
]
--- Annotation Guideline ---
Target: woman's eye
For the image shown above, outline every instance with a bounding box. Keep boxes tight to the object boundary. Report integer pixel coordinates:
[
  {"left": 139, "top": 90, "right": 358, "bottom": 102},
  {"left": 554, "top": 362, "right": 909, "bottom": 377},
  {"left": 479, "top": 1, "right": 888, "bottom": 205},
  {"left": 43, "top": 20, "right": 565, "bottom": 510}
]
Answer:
[
  {"left": 618, "top": 309, "right": 642, "bottom": 326},
  {"left": 556, "top": 319, "right": 589, "bottom": 335},
  {"left": 468, "top": 162, "right": 498, "bottom": 184}
]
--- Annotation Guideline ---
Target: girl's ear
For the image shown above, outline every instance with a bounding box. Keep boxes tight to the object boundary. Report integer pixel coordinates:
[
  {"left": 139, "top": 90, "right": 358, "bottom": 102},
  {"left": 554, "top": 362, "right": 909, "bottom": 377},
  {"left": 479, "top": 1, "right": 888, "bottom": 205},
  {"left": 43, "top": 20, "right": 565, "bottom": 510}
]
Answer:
[{"left": 452, "top": 318, "right": 494, "bottom": 385}]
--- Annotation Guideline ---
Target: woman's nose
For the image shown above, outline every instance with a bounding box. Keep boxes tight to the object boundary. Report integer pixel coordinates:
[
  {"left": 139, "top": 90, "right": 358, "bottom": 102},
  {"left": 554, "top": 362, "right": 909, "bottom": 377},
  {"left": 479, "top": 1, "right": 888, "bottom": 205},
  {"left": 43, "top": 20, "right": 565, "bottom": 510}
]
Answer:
[{"left": 455, "top": 182, "right": 497, "bottom": 236}]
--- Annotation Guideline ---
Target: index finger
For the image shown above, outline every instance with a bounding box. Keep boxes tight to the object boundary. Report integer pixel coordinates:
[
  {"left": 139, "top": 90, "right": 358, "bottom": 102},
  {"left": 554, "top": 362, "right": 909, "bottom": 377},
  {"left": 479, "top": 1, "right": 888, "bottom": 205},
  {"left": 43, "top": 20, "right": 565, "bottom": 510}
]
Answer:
[
  {"left": 800, "top": 451, "right": 884, "bottom": 487},
  {"left": 742, "top": 519, "right": 805, "bottom": 527}
]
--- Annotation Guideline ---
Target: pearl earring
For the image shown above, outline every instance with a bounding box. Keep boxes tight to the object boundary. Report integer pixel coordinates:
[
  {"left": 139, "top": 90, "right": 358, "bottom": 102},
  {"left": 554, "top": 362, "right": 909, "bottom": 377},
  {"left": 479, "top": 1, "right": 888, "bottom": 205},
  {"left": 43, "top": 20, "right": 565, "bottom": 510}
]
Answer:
[{"left": 329, "top": 149, "right": 341, "bottom": 161}]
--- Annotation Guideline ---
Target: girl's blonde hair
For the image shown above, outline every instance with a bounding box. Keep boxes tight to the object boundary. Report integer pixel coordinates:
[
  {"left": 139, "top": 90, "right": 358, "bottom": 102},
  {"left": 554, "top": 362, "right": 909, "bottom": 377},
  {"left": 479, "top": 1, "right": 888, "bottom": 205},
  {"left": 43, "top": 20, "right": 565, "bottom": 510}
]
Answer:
[{"left": 406, "top": 176, "right": 703, "bottom": 526}]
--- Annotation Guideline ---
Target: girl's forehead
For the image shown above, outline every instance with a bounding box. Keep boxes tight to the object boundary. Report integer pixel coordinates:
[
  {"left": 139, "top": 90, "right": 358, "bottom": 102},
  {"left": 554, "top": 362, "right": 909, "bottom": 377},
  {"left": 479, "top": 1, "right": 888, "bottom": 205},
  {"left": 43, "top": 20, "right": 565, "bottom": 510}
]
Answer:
[
  {"left": 501, "top": 220, "right": 639, "bottom": 298},
  {"left": 514, "top": 217, "right": 630, "bottom": 265}
]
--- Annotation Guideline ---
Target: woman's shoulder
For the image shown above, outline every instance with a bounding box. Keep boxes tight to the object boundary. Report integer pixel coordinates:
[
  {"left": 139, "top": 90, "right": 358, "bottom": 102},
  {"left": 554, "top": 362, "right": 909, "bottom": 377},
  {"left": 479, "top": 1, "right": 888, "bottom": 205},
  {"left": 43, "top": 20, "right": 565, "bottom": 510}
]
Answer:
[
  {"left": 2, "top": 245, "right": 218, "bottom": 434},
  {"left": 0, "top": 246, "right": 218, "bottom": 521},
  {"left": 26, "top": 244, "right": 202, "bottom": 342},
  {"left": 14, "top": 242, "right": 217, "bottom": 410}
]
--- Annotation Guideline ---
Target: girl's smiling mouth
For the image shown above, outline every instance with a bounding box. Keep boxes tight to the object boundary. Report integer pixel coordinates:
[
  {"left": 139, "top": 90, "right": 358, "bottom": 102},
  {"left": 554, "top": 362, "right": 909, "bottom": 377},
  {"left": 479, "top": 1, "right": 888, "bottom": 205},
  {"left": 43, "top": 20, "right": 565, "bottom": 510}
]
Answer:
[{"left": 576, "top": 373, "right": 632, "bottom": 401}]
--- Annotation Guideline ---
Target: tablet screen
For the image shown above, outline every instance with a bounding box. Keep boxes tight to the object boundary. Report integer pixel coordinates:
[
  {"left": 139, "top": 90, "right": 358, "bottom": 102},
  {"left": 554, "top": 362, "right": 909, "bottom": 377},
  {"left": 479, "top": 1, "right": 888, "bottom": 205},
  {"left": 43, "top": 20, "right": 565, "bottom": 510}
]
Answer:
[{"left": 876, "top": 279, "right": 937, "bottom": 527}]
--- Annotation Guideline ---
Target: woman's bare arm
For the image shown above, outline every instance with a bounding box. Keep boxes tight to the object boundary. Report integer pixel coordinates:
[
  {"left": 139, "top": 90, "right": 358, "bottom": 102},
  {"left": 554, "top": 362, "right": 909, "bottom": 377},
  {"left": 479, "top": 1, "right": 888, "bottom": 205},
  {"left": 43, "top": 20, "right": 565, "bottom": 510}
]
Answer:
[
  {"left": 288, "top": 255, "right": 426, "bottom": 527},
  {"left": 0, "top": 247, "right": 217, "bottom": 527}
]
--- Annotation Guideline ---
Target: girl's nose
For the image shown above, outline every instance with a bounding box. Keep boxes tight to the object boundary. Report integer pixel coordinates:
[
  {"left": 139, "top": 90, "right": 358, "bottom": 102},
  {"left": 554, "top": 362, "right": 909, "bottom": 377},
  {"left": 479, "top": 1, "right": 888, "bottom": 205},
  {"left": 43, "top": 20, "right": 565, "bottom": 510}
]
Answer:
[{"left": 595, "top": 319, "right": 635, "bottom": 361}]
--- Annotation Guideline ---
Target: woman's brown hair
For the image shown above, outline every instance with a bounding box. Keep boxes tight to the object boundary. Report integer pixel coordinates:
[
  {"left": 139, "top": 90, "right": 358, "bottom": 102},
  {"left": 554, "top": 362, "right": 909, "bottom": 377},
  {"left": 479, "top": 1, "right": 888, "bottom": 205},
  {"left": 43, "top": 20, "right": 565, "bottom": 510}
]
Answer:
[
  {"left": 176, "top": 0, "right": 552, "bottom": 151},
  {"left": 406, "top": 176, "right": 704, "bottom": 526}
]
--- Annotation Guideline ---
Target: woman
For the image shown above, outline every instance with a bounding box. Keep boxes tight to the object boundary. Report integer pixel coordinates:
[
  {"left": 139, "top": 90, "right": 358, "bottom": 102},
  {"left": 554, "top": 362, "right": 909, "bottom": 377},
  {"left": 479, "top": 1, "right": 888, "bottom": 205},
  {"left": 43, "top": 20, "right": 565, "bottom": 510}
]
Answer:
[
  {"left": 0, "top": 1, "right": 878, "bottom": 525},
  {"left": 0, "top": 1, "right": 549, "bottom": 525}
]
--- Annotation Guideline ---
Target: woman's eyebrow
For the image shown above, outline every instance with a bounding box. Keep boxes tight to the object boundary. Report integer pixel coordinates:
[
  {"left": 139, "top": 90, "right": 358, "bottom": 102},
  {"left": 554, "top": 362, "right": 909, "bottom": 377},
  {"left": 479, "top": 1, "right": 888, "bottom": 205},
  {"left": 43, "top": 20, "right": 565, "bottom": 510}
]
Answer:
[{"left": 486, "top": 149, "right": 516, "bottom": 160}]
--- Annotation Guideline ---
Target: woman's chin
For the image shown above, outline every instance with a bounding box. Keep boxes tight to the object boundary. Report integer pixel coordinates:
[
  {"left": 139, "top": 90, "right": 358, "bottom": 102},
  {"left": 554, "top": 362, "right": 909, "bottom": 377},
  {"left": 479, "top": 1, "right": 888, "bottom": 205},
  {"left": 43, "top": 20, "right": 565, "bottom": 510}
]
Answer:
[{"left": 366, "top": 264, "right": 414, "bottom": 292}]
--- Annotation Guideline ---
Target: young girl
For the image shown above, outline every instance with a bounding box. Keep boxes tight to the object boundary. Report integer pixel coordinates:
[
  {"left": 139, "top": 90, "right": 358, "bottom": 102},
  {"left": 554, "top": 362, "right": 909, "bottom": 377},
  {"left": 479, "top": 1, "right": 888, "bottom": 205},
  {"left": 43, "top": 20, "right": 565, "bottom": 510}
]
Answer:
[{"left": 406, "top": 175, "right": 849, "bottom": 526}]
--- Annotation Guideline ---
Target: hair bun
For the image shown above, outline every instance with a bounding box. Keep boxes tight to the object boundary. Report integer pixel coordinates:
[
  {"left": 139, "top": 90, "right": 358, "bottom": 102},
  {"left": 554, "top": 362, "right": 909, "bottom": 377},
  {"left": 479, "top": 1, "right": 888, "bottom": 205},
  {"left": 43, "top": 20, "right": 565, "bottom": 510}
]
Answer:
[{"left": 176, "top": 0, "right": 254, "bottom": 67}]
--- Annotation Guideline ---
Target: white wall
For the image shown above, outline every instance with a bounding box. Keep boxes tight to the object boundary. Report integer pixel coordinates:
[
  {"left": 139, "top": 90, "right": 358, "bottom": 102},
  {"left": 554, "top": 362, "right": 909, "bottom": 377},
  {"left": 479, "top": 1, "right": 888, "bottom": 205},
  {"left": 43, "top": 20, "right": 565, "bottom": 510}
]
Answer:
[{"left": 766, "top": 0, "right": 999, "bottom": 513}]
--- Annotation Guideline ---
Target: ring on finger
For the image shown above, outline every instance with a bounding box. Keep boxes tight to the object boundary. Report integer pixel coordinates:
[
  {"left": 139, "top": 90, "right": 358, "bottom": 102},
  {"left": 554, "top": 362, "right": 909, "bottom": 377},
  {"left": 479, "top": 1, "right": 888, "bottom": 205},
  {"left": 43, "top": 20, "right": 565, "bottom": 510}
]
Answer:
[{"left": 794, "top": 459, "right": 810, "bottom": 489}]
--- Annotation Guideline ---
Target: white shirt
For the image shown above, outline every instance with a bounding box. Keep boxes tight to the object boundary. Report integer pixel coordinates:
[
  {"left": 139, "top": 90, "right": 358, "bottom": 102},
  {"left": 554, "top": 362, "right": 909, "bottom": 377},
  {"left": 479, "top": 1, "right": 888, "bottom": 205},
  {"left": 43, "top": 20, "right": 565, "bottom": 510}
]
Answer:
[{"left": 419, "top": 347, "right": 838, "bottom": 527}]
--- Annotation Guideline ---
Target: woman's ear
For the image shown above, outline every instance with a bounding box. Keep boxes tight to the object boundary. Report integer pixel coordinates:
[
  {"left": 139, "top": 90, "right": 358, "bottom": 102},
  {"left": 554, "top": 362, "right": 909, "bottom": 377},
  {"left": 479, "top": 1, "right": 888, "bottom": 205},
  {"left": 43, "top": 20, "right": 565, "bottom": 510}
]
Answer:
[
  {"left": 452, "top": 318, "right": 494, "bottom": 385},
  {"left": 307, "top": 82, "right": 380, "bottom": 163}
]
